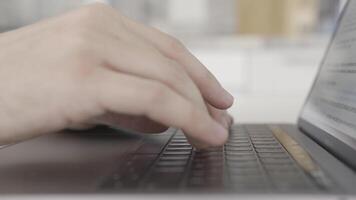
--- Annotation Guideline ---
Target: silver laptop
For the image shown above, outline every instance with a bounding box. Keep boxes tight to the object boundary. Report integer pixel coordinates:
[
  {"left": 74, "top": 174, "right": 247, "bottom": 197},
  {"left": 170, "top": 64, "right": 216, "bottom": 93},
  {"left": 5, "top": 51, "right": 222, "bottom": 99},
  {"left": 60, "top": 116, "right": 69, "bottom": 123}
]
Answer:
[{"left": 0, "top": 0, "right": 355, "bottom": 196}]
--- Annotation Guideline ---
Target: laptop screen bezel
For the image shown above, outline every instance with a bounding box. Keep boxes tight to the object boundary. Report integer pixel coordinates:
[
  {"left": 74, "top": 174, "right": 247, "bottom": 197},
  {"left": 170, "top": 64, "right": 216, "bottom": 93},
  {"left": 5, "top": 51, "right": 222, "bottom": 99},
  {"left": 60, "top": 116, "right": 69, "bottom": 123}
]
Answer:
[{"left": 298, "top": 0, "right": 356, "bottom": 171}]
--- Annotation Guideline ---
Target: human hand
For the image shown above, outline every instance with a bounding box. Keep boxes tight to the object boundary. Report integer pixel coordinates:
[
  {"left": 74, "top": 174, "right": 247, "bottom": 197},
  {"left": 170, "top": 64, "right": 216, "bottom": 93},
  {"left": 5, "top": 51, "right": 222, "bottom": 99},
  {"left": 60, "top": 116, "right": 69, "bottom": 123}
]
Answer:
[{"left": 0, "top": 3, "right": 233, "bottom": 148}]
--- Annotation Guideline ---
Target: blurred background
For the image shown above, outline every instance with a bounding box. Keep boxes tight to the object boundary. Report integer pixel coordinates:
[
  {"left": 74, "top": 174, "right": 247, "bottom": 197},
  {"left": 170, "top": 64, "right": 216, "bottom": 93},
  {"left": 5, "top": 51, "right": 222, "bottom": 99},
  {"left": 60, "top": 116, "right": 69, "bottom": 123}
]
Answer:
[{"left": 0, "top": 0, "right": 348, "bottom": 124}]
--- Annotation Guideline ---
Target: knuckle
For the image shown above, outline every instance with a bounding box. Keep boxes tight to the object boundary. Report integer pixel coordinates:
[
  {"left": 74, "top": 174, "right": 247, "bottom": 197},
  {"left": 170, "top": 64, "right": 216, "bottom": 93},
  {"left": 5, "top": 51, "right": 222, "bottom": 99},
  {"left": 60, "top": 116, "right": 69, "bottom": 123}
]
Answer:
[
  {"left": 74, "top": 3, "right": 112, "bottom": 27},
  {"left": 69, "top": 36, "right": 93, "bottom": 60},
  {"left": 72, "top": 61, "right": 97, "bottom": 81},
  {"left": 65, "top": 28, "right": 96, "bottom": 60},
  {"left": 200, "top": 69, "right": 216, "bottom": 86},
  {"left": 165, "top": 60, "right": 189, "bottom": 86},
  {"left": 65, "top": 41, "right": 98, "bottom": 83},
  {"left": 82, "top": 2, "right": 111, "bottom": 17},
  {"left": 165, "top": 37, "right": 187, "bottom": 59},
  {"left": 146, "top": 82, "right": 171, "bottom": 106},
  {"left": 65, "top": 59, "right": 98, "bottom": 90}
]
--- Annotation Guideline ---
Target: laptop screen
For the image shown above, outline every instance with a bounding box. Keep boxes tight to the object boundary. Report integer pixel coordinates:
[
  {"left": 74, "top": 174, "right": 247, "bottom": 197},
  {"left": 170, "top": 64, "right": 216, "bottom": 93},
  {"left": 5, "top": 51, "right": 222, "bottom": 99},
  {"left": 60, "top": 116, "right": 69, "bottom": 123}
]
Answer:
[{"left": 301, "top": 1, "right": 356, "bottom": 154}]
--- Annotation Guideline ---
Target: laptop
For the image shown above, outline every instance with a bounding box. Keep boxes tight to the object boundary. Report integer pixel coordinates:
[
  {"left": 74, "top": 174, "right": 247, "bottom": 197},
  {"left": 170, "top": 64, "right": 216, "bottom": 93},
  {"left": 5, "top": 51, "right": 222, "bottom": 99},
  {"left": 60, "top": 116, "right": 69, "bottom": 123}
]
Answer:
[{"left": 0, "top": 1, "right": 356, "bottom": 198}]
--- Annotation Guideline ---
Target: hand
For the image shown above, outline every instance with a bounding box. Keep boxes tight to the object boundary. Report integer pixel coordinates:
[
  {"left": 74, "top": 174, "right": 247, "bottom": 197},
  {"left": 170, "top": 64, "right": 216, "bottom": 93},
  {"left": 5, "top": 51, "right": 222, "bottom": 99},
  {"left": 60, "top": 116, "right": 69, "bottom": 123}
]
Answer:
[{"left": 0, "top": 3, "right": 234, "bottom": 148}]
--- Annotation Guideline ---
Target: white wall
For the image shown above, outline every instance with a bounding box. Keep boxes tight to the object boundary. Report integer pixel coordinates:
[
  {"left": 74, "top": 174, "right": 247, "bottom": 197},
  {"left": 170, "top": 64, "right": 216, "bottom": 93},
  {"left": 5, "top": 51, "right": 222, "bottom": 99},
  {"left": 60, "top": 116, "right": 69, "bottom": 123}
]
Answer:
[{"left": 189, "top": 36, "right": 328, "bottom": 123}]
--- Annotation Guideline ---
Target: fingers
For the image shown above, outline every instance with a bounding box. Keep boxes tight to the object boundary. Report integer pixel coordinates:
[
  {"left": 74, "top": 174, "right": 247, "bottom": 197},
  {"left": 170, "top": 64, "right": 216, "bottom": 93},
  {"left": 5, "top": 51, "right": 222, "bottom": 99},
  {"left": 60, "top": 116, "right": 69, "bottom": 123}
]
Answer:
[
  {"left": 88, "top": 68, "right": 228, "bottom": 147},
  {"left": 92, "top": 34, "right": 208, "bottom": 112},
  {"left": 119, "top": 15, "right": 234, "bottom": 109},
  {"left": 57, "top": 4, "right": 231, "bottom": 147},
  {"left": 209, "top": 106, "right": 228, "bottom": 129},
  {"left": 208, "top": 105, "right": 234, "bottom": 129}
]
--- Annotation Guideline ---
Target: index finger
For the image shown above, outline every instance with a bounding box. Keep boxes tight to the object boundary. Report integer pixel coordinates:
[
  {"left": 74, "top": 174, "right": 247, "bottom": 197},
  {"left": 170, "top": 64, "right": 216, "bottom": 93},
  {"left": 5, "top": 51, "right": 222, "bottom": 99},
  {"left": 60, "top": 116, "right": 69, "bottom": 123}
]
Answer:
[{"left": 120, "top": 15, "right": 234, "bottom": 109}]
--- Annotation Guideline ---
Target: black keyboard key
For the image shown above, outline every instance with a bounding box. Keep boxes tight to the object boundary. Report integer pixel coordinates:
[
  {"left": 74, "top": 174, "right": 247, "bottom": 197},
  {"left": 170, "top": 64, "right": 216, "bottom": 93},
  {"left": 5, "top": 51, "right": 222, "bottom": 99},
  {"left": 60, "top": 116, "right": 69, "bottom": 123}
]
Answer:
[
  {"left": 159, "top": 155, "right": 189, "bottom": 161},
  {"left": 101, "top": 155, "right": 156, "bottom": 189}
]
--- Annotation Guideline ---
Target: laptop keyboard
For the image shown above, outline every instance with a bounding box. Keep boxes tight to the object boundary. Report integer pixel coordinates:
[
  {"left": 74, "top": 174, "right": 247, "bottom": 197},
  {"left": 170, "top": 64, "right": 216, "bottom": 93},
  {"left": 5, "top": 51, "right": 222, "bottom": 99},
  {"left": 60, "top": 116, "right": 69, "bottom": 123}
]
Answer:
[{"left": 101, "top": 125, "right": 331, "bottom": 193}]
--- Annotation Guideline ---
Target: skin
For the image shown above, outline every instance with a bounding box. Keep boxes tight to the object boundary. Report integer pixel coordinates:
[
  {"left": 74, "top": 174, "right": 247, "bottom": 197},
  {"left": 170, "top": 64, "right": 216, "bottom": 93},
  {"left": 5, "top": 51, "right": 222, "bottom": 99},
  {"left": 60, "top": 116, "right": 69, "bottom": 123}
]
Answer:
[{"left": 0, "top": 3, "right": 234, "bottom": 149}]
